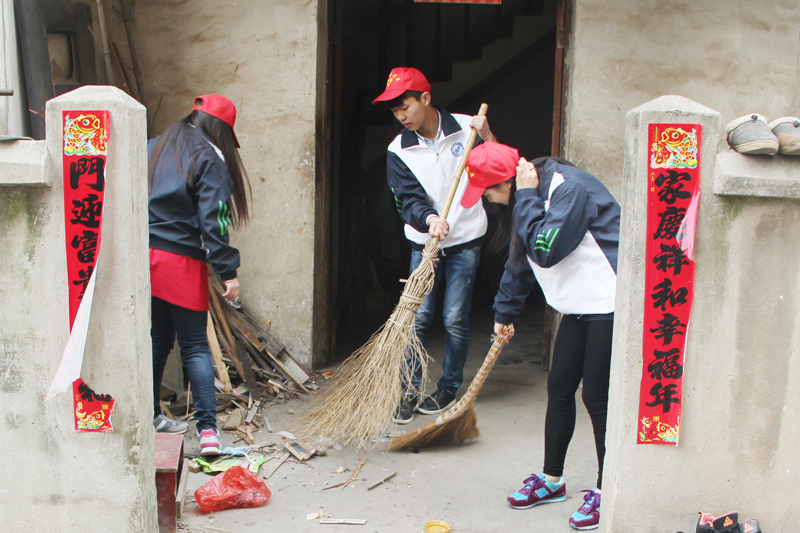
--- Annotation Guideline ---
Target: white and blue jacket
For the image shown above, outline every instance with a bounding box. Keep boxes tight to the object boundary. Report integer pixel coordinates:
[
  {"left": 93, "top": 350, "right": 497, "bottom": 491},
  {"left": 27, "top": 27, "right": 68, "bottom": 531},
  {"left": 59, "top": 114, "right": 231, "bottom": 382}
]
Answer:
[
  {"left": 386, "top": 109, "right": 487, "bottom": 253},
  {"left": 494, "top": 158, "right": 620, "bottom": 322}
]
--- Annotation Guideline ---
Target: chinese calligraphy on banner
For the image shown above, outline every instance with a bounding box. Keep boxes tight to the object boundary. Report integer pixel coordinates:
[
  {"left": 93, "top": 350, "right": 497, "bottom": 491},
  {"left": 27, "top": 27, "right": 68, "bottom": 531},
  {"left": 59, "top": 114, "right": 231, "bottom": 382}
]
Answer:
[
  {"left": 63, "top": 111, "right": 108, "bottom": 325},
  {"left": 62, "top": 110, "right": 115, "bottom": 432},
  {"left": 637, "top": 123, "right": 702, "bottom": 445}
]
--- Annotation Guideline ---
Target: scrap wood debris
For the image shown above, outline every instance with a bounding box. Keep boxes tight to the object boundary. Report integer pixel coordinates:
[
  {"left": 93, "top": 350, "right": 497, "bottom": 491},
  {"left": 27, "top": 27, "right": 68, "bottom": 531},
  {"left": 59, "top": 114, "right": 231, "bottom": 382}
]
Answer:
[{"left": 169, "top": 274, "right": 319, "bottom": 445}]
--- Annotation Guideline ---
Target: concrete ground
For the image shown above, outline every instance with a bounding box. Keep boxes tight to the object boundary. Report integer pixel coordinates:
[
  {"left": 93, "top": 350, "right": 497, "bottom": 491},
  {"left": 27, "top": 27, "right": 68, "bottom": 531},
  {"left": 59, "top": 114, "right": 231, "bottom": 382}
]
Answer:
[{"left": 177, "top": 303, "right": 600, "bottom": 533}]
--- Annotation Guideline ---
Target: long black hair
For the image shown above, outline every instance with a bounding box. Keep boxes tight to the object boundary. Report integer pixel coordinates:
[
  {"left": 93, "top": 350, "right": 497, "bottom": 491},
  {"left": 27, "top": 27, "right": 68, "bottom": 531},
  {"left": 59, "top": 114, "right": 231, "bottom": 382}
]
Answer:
[
  {"left": 148, "top": 110, "right": 251, "bottom": 226},
  {"left": 486, "top": 156, "right": 575, "bottom": 266}
]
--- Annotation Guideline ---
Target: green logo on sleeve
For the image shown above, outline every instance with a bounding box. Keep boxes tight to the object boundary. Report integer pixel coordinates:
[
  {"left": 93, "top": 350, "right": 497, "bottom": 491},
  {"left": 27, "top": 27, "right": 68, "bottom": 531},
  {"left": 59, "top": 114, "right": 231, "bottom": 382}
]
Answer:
[
  {"left": 390, "top": 187, "right": 403, "bottom": 214},
  {"left": 218, "top": 201, "right": 232, "bottom": 235},
  {"left": 534, "top": 228, "right": 559, "bottom": 252}
]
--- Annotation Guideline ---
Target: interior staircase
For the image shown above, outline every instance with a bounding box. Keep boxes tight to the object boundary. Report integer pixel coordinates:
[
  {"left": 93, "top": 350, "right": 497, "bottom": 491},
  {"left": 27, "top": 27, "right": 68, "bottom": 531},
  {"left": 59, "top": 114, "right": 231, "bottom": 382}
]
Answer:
[{"left": 358, "top": 0, "right": 558, "bottom": 169}]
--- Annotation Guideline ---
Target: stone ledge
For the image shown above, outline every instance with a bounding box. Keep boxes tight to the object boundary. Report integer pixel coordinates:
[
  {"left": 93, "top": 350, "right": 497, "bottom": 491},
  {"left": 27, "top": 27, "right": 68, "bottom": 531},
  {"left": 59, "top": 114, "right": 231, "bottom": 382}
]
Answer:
[
  {"left": 0, "top": 139, "right": 48, "bottom": 187},
  {"left": 714, "top": 151, "right": 800, "bottom": 199}
]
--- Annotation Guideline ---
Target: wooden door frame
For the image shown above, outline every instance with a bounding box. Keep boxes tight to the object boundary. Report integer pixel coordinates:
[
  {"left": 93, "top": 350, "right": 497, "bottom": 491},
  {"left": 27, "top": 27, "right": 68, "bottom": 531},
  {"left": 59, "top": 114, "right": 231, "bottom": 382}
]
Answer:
[{"left": 542, "top": 0, "right": 571, "bottom": 370}]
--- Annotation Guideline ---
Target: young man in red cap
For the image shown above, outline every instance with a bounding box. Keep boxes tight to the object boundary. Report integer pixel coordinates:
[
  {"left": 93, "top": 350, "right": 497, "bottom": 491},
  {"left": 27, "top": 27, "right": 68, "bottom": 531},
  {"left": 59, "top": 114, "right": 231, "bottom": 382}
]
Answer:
[{"left": 373, "top": 67, "right": 496, "bottom": 423}]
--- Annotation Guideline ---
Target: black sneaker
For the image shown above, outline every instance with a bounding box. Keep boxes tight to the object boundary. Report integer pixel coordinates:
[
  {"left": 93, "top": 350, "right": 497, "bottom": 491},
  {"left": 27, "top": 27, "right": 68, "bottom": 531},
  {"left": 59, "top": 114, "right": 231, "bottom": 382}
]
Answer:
[
  {"left": 417, "top": 387, "right": 457, "bottom": 415},
  {"left": 392, "top": 393, "right": 418, "bottom": 425}
]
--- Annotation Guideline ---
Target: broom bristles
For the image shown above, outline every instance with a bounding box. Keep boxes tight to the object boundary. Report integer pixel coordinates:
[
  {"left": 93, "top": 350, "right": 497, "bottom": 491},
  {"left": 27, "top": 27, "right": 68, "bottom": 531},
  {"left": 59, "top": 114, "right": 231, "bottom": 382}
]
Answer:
[
  {"left": 388, "top": 328, "right": 509, "bottom": 450},
  {"left": 389, "top": 404, "right": 479, "bottom": 449},
  {"left": 295, "top": 241, "right": 440, "bottom": 450}
]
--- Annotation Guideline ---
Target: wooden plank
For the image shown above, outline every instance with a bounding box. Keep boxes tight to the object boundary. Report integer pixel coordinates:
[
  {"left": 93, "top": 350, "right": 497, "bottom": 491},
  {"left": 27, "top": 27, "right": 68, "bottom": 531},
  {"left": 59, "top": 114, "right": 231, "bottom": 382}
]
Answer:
[
  {"left": 207, "top": 313, "right": 232, "bottom": 392},
  {"left": 154, "top": 433, "right": 183, "bottom": 473},
  {"left": 233, "top": 337, "right": 262, "bottom": 404},
  {"left": 239, "top": 311, "right": 310, "bottom": 384},
  {"left": 222, "top": 304, "right": 266, "bottom": 351},
  {"left": 222, "top": 408, "right": 244, "bottom": 431},
  {"left": 367, "top": 471, "right": 396, "bottom": 490},
  {"left": 208, "top": 280, "right": 237, "bottom": 355},
  {"left": 176, "top": 458, "right": 190, "bottom": 518},
  {"left": 214, "top": 323, "right": 246, "bottom": 382},
  {"left": 261, "top": 452, "right": 290, "bottom": 480},
  {"left": 225, "top": 307, "right": 309, "bottom": 393},
  {"left": 212, "top": 276, "right": 309, "bottom": 389},
  {"left": 284, "top": 439, "right": 315, "bottom": 461},
  {"left": 245, "top": 401, "right": 260, "bottom": 424},
  {"left": 320, "top": 518, "right": 367, "bottom": 525}
]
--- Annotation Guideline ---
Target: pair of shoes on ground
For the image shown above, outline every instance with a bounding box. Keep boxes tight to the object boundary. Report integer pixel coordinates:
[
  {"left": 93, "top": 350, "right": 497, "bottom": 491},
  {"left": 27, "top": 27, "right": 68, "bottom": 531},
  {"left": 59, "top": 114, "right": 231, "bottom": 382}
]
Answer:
[
  {"left": 726, "top": 114, "right": 800, "bottom": 155},
  {"left": 392, "top": 387, "right": 457, "bottom": 425},
  {"left": 507, "top": 473, "right": 600, "bottom": 530},
  {"left": 695, "top": 511, "right": 761, "bottom": 533}
]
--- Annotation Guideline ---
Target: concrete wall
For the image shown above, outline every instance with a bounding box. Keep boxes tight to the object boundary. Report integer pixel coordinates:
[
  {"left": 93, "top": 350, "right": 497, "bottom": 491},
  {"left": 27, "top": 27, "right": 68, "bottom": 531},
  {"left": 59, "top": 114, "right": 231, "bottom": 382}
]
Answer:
[
  {"left": 0, "top": 86, "right": 156, "bottom": 531},
  {"left": 603, "top": 95, "right": 800, "bottom": 532},
  {"left": 563, "top": 0, "right": 800, "bottom": 200},
  {"left": 128, "top": 1, "right": 327, "bottom": 368}
]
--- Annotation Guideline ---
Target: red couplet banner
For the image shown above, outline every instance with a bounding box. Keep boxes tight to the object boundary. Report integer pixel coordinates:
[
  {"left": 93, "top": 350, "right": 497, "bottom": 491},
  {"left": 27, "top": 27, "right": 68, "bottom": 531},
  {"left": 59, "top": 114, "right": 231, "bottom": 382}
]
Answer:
[
  {"left": 62, "top": 110, "right": 115, "bottom": 432},
  {"left": 62, "top": 110, "right": 109, "bottom": 327},
  {"left": 637, "top": 123, "right": 702, "bottom": 445}
]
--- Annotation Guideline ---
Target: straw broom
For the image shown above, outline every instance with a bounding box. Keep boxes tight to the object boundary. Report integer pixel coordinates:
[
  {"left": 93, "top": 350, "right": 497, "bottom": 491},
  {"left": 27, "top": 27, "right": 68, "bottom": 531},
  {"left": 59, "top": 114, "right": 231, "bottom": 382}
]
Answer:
[
  {"left": 389, "top": 326, "right": 508, "bottom": 449},
  {"left": 298, "top": 104, "right": 489, "bottom": 450}
]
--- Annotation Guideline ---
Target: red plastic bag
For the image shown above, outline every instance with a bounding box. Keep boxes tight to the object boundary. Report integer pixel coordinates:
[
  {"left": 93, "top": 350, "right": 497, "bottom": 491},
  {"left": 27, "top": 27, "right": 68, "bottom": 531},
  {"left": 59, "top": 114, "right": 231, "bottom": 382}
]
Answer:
[{"left": 195, "top": 465, "right": 272, "bottom": 512}]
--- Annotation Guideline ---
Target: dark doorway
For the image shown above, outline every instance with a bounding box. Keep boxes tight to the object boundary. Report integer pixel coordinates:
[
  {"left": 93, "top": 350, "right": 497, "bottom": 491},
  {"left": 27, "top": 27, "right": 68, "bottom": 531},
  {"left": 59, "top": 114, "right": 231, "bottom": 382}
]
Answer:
[{"left": 331, "top": 0, "right": 558, "bottom": 359}]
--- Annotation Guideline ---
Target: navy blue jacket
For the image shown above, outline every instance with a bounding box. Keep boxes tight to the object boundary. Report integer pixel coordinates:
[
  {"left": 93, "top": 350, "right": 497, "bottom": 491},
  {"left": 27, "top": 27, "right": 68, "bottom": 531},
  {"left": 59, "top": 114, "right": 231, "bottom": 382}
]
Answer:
[
  {"left": 148, "top": 128, "right": 239, "bottom": 280},
  {"left": 494, "top": 159, "right": 620, "bottom": 322}
]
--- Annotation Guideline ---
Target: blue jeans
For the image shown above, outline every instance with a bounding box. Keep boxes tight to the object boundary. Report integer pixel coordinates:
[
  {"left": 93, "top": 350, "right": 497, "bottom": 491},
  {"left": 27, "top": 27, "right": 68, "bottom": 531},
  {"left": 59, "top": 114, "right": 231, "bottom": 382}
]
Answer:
[
  {"left": 408, "top": 245, "right": 480, "bottom": 391},
  {"left": 151, "top": 297, "right": 218, "bottom": 431}
]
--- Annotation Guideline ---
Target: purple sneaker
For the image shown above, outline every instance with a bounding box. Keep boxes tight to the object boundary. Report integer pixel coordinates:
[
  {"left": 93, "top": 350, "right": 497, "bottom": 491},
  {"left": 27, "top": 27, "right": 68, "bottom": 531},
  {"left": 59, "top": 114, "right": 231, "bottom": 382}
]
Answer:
[
  {"left": 569, "top": 489, "right": 601, "bottom": 530},
  {"left": 507, "top": 473, "right": 566, "bottom": 509}
]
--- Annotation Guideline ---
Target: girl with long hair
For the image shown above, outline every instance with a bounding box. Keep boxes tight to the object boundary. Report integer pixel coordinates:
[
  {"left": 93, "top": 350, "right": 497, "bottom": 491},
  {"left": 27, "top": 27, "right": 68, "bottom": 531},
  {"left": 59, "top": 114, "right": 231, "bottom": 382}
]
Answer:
[
  {"left": 462, "top": 142, "right": 620, "bottom": 531},
  {"left": 148, "top": 94, "right": 250, "bottom": 456}
]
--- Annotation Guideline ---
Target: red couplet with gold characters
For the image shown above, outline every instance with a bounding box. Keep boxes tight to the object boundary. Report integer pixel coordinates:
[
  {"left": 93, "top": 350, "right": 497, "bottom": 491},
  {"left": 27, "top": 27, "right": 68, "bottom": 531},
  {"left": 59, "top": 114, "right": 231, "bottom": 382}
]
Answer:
[{"left": 637, "top": 123, "right": 702, "bottom": 445}]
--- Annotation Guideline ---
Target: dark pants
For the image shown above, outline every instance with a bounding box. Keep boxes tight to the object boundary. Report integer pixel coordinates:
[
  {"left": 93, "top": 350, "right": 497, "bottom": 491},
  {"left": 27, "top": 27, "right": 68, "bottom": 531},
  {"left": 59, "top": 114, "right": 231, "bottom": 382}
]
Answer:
[
  {"left": 409, "top": 245, "right": 480, "bottom": 392},
  {"left": 151, "top": 296, "right": 217, "bottom": 431},
  {"left": 543, "top": 314, "right": 614, "bottom": 489}
]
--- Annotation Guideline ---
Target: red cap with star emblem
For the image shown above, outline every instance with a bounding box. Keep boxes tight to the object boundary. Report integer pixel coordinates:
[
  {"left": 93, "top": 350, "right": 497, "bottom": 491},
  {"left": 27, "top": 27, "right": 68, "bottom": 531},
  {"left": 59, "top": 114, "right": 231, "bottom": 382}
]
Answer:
[
  {"left": 193, "top": 94, "right": 240, "bottom": 147},
  {"left": 372, "top": 67, "right": 432, "bottom": 105},
  {"left": 461, "top": 142, "right": 520, "bottom": 208}
]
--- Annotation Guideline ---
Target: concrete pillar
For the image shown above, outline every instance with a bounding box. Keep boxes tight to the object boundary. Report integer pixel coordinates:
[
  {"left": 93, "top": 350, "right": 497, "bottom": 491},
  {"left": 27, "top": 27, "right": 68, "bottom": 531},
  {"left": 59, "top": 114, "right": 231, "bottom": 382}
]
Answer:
[
  {"left": 602, "top": 96, "right": 720, "bottom": 531},
  {"left": 0, "top": 86, "right": 156, "bottom": 532},
  {"left": 604, "top": 94, "right": 800, "bottom": 532}
]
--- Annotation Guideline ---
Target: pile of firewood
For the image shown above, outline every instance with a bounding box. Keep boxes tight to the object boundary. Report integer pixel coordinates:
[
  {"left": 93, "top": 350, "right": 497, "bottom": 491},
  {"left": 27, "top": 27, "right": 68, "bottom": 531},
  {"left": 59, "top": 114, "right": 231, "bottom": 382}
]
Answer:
[
  {"left": 206, "top": 275, "right": 312, "bottom": 405},
  {"left": 162, "top": 276, "right": 314, "bottom": 446}
]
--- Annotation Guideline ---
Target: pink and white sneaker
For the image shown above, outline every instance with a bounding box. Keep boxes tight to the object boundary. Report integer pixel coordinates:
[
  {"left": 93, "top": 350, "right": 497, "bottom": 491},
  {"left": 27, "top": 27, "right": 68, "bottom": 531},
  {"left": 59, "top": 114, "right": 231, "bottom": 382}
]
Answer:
[{"left": 199, "top": 428, "right": 222, "bottom": 456}]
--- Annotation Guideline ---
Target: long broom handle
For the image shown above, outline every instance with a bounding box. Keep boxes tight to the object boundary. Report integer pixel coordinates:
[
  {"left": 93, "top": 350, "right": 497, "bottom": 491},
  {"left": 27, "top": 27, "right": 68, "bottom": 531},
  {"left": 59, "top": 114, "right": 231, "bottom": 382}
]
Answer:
[
  {"left": 430, "top": 102, "right": 489, "bottom": 247},
  {"left": 436, "top": 326, "right": 508, "bottom": 424}
]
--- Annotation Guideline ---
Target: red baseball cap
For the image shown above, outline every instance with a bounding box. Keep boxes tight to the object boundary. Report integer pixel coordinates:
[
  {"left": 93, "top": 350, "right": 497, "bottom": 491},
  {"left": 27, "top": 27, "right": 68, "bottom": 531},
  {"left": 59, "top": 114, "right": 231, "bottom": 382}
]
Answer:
[
  {"left": 372, "top": 67, "right": 432, "bottom": 105},
  {"left": 461, "top": 142, "right": 520, "bottom": 208},
  {"left": 193, "top": 94, "right": 239, "bottom": 147}
]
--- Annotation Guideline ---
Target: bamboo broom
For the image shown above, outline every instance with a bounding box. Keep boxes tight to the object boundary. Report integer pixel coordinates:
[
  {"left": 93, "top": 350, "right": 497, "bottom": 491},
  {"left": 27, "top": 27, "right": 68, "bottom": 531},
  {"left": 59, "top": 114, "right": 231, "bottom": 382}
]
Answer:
[
  {"left": 389, "top": 326, "right": 508, "bottom": 449},
  {"left": 298, "top": 104, "right": 489, "bottom": 450}
]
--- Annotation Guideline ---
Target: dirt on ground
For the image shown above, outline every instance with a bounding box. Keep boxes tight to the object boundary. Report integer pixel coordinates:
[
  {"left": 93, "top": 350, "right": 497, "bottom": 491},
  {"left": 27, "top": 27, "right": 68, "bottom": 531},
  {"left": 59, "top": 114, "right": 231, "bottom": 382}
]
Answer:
[{"left": 176, "top": 305, "right": 600, "bottom": 533}]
